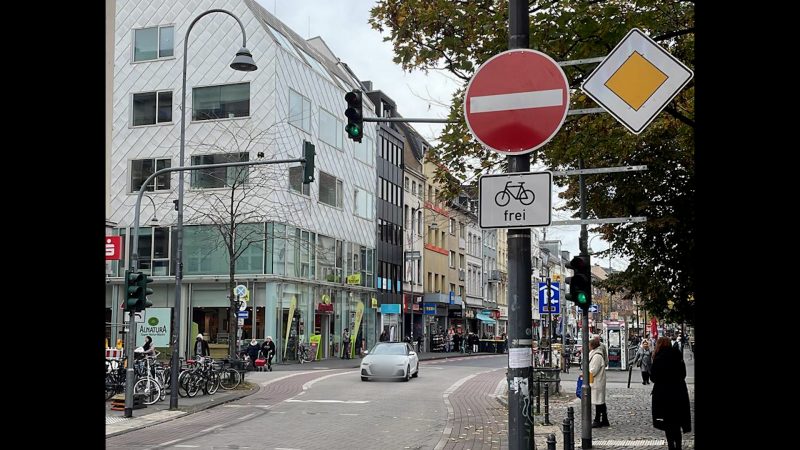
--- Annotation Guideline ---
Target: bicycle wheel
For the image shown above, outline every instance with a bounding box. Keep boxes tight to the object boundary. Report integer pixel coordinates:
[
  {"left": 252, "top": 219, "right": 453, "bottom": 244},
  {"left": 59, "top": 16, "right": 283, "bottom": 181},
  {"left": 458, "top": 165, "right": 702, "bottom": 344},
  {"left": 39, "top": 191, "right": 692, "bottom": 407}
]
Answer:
[
  {"left": 219, "top": 369, "right": 241, "bottom": 390},
  {"left": 204, "top": 372, "right": 220, "bottom": 395},
  {"left": 519, "top": 189, "right": 535, "bottom": 205},
  {"left": 105, "top": 373, "right": 117, "bottom": 400},
  {"left": 177, "top": 370, "right": 193, "bottom": 397},
  {"left": 185, "top": 373, "right": 202, "bottom": 398},
  {"left": 133, "top": 377, "right": 162, "bottom": 405},
  {"left": 495, "top": 191, "right": 510, "bottom": 206}
]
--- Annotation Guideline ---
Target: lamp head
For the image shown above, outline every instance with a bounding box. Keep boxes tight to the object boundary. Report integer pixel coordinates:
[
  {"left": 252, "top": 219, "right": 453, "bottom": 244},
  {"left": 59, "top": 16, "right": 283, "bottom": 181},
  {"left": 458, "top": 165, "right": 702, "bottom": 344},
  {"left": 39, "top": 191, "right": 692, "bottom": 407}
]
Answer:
[{"left": 230, "top": 47, "right": 257, "bottom": 71}]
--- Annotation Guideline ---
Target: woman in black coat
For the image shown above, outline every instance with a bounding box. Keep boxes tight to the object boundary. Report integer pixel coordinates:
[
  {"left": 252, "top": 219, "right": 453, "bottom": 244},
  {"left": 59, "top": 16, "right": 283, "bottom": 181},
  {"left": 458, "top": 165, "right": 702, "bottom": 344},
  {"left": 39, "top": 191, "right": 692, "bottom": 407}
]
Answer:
[{"left": 650, "top": 336, "right": 692, "bottom": 450}]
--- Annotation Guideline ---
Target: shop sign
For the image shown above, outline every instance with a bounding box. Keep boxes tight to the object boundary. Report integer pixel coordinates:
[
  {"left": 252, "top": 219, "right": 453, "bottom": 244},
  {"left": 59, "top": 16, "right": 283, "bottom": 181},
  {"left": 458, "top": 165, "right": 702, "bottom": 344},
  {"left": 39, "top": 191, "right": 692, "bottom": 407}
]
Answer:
[
  {"left": 346, "top": 273, "right": 361, "bottom": 285},
  {"left": 423, "top": 303, "right": 437, "bottom": 315}
]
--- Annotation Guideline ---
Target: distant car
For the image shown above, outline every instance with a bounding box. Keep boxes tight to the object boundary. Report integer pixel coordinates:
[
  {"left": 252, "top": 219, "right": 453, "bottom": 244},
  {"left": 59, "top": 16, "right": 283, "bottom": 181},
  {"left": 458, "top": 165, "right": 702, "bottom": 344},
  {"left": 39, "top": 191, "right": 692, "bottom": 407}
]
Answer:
[{"left": 360, "top": 342, "right": 419, "bottom": 382}]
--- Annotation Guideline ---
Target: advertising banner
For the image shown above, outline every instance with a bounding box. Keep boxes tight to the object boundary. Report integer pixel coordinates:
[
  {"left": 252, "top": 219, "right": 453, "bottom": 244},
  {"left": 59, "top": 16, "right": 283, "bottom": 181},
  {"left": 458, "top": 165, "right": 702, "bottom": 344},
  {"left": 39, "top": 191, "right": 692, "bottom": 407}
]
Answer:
[
  {"left": 135, "top": 308, "right": 171, "bottom": 347},
  {"left": 284, "top": 296, "right": 297, "bottom": 359},
  {"left": 350, "top": 300, "right": 364, "bottom": 358}
]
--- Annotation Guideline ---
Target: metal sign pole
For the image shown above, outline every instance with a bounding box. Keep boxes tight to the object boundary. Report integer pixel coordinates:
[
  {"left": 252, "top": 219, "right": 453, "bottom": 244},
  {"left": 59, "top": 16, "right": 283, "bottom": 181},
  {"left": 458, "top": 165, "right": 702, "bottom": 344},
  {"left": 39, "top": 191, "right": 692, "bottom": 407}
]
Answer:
[{"left": 506, "top": 2, "right": 534, "bottom": 449}]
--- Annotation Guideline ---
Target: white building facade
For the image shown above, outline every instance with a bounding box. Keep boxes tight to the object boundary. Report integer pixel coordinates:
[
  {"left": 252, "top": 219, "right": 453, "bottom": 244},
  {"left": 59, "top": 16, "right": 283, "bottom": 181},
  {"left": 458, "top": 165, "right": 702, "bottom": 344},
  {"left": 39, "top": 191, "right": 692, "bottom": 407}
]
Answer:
[{"left": 106, "top": 0, "right": 378, "bottom": 361}]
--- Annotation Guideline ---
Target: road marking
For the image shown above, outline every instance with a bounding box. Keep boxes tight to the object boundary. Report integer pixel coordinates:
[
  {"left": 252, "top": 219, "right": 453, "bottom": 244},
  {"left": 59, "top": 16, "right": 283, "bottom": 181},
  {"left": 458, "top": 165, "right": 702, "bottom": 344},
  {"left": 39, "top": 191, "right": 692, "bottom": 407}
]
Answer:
[
  {"left": 302, "top": 370, "right": 355, "bottom": 390},
  {"left": 286, "top": 399, "right": 369, "bottom": 404},
  {"left": 470, "top": 89, "right": 564, "bottom": 113},
  {"left": 275, "top": 448, "right": 303, "bottom": 450},
  {"left": 339, "top": 413, "right": 360, "bottom": 416},
  {"left": 258, "top": 371, "right": 318, "bottom": 387},
  {"left": 173, "top": 446, "right": 200, "bottom": 448}
]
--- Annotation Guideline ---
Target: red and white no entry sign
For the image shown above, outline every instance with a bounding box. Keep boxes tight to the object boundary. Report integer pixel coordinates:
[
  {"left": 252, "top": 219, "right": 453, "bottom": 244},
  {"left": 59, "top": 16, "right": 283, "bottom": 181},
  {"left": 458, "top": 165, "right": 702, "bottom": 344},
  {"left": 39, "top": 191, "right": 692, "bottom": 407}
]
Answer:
[{"left": 464, "top": 49, "right": 570, "bottom": 155}]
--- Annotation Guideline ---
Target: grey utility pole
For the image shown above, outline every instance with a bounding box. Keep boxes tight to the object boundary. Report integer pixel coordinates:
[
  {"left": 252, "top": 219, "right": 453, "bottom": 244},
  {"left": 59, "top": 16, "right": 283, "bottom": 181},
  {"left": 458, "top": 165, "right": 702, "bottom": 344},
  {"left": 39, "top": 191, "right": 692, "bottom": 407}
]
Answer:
[
  {"left": 579, "top": 157, "right": 592, "bottom": 449},
  {"left": 506, "top": 1, "right": 534, "bottom": 449}
]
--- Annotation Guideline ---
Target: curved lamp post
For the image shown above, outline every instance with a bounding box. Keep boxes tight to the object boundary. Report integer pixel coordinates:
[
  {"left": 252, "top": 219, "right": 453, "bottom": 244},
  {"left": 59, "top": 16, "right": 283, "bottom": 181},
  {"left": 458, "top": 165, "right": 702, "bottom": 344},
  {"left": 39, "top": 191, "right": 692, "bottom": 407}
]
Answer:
[{"left": 161, "top": 8, "right": 256, "bottom": 414}]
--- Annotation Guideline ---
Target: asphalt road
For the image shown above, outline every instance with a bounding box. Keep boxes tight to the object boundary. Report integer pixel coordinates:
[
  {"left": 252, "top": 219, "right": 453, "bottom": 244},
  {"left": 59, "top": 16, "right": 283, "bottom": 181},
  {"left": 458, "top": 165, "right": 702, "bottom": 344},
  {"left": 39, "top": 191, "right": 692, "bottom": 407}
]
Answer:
[{"left": 106, "top": 354, "right": 509, "bottom": 450}]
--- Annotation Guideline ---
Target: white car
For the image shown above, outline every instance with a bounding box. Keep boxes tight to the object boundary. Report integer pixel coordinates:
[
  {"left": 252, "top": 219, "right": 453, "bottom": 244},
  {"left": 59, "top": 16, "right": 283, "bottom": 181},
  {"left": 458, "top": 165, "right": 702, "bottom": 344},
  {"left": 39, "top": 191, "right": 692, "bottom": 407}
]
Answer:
[{"left": 360, "top": 342, "right": 419, "bottom": 382}]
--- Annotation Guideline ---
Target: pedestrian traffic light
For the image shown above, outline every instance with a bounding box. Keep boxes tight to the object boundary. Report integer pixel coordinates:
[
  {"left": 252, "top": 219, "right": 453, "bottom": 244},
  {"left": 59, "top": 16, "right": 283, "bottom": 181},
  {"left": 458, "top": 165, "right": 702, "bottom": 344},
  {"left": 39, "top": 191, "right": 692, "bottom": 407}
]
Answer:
[
  {"left": 565, "top": 254, "right": 591, "bottom": 310},
  {"left": 303, "top": 141, "right": 315, "bottom": 184},
  {"left": 136, "top": 273, "right": 154, "bottom": 311},
  {"left": 125, "top": 270, "right": 142, "bottom": 311},
  {"left": 344, "top": 90, "right": 363, "bottom": 142}
]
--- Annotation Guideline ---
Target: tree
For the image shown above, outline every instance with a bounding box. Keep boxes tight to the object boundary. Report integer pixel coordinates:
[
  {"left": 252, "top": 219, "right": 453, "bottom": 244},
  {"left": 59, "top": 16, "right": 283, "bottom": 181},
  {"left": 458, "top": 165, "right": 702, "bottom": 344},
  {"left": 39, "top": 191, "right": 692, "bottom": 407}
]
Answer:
[
  {"left": 183, "top": 121, "right": 311, "bottom": 357},
  {"left": 370, "top": 0, "right": 695, "bottom": 324}
]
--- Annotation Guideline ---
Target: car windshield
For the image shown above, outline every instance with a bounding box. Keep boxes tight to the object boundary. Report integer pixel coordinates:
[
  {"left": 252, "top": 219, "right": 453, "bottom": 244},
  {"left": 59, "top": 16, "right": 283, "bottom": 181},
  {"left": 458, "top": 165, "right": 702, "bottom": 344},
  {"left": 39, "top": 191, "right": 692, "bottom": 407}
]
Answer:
[{"left": 370, "top": 343, "right": 407, "bottom": 356}]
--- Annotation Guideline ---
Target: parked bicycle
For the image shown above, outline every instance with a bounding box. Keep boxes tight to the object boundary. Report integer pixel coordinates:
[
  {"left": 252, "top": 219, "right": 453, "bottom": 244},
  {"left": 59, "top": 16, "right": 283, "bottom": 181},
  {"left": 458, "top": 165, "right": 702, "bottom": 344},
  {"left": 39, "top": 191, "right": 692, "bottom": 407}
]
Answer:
[{"left": 494, "top": 181, "right": 535, "bottom": 206}]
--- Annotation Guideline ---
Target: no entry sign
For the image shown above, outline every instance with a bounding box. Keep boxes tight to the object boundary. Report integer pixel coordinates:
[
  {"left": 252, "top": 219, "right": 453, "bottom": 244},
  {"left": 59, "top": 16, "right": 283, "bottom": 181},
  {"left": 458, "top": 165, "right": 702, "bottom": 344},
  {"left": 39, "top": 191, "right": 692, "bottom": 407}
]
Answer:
[{"left": 464, "top": 49, "right": 570, "bottom": 155}]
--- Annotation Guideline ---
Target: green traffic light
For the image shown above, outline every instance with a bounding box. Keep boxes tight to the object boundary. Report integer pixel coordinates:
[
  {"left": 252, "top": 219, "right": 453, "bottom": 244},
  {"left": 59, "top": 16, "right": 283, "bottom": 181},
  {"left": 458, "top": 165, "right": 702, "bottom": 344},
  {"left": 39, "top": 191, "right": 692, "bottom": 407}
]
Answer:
[
  {"left": 346, "top": 124, "right": 360, "bottom": 137},
  {"left": 577, "top": 292, "right": 587, "bottom": 305}
]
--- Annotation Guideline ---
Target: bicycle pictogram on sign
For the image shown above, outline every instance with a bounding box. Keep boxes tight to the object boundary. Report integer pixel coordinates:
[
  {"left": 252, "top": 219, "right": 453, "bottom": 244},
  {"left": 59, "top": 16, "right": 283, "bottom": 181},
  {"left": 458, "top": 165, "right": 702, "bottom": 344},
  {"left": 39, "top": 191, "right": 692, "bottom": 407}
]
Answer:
[{"left": 494, "top": 181, "right": 535, "bottom": 207}]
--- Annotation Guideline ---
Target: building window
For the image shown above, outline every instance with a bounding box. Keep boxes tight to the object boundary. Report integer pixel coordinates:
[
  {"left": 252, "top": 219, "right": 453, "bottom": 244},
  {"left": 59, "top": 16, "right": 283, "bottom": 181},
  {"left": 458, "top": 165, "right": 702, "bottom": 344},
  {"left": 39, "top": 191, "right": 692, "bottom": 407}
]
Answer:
[
  {"left": 355, "top": 135, "right": 373, "bottom": 165},
  {"left": 288, "top": 166, "right": 310, "bottom": 195},
  {"left": 132, "top": 91, "right": 172, "bottom": 126},
  {"left": 319, "top": 172, "right": 343, "bottom": 208},
  {"left": 449, "top": 218, "right": 456, "bottom": 235},
  {"left": 459, "top": 222, "right": 466, "bottom": 239},
  {"left": 404, "top": 177, "right": 410, "bottom": 191},
  {"left": 131, "top": 158, "right": 171, "bottom": 192},
  {"left": 289, "top": 89, "right": 311, "bottom": 131},
  {"left": 319, "top": 108, "right": 343, "bottom": 149},
  {"left": 354, "top": 187, "right": 374, "bottom": 219},
  {"left": 133, "top": 25, "right": 174, "bottom": 62},
  {"left": 190, "top": 152, "right": 249, "bottom": 189},
  {"left": 449, "top": 251, "right": 456, "bottom": 268},
  {"left": 192, "top": 83, "right": 250, "bottom": 121}
]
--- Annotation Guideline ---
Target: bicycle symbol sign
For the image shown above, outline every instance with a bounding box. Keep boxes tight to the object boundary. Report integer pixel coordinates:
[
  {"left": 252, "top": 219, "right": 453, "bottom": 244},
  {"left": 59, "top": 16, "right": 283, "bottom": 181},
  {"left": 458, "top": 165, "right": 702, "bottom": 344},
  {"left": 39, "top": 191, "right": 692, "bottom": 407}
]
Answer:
[
  {"left": 494, "top": 181, "right": 535, "bottom": 207},
  {"left": 479, "top": 171, "right": 552, "bottom": 229}
]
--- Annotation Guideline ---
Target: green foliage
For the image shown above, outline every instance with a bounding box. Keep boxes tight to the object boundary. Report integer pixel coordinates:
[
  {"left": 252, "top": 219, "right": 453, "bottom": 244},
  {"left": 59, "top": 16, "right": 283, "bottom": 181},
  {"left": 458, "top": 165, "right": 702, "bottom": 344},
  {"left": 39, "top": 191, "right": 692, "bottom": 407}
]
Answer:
[{"left": 370, "top": 0, "right": 695, "bottom": 324}]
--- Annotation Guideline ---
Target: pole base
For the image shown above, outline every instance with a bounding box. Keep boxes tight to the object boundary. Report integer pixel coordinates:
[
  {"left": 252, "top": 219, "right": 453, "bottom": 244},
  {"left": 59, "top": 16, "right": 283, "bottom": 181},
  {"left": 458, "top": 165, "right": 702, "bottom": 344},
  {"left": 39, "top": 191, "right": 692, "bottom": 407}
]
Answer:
[
  {"left": 582, "top": 438, "right": 592, "bottom": 449},
  {"left": 124, "top": 407, "right": 132, "bottom": 418}
]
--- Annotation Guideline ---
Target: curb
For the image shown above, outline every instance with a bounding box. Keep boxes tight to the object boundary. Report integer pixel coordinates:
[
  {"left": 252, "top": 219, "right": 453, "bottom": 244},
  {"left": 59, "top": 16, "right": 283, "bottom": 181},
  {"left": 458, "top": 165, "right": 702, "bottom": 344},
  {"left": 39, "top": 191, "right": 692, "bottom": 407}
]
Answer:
[{"left": 105, "top": 382, "right": 259, "bottom": 438}]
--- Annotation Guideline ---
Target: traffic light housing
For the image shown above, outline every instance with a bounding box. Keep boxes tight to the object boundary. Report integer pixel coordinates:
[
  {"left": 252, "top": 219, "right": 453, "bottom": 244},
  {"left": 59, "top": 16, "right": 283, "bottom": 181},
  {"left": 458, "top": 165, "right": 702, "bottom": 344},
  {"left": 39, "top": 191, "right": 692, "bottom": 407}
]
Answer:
[
  {"left": 125, "top": 270, "right": 142, "bottom": 311},
  {"left": 565, "top": 254, "right": 592, "bottom": 310},
  {"left": 302, "top": 141, "right": 315, "bottom": 184},
  {"left": 344, "top": 90, "right": 363, "bottom": 142},
  {"left": 137, "top": 273, "right": 154, "bottom": 311}
]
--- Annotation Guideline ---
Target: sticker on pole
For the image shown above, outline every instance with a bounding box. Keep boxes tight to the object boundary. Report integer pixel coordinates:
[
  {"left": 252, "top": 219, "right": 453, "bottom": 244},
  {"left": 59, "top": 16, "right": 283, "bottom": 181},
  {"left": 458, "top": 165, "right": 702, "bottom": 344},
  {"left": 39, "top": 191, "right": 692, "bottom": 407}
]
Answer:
[
  {"left": 464, "top": 49, "right": 570, "bottom": 155},
  {"left": 581, "top": 28, "right": 694, "bottom": 134}
]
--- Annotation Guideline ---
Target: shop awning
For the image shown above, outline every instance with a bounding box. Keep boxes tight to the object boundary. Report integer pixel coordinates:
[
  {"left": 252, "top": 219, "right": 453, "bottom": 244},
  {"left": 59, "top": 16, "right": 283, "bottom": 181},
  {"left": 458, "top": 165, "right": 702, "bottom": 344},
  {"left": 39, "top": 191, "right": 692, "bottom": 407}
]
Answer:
[{"left": 476, "top": 313, "right": 497, "bottom": 324}]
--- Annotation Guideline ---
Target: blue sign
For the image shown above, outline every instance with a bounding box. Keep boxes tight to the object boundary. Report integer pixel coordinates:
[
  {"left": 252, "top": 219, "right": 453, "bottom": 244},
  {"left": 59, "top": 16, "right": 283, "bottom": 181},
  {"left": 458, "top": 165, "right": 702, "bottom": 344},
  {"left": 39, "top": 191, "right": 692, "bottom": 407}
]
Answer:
[
  {"left": 237, "top": 310, "right": 249, "bottom": 319},
  {"left": 423, "top": 303, "right": 437, "bottom": 315},
  {"left": 380, "top": 304, "right": 401, "bottom": 314},
  {"left": 588, "top": 304, "right": 599, "bottom": 313},
  {"left": 449, "top": 291, "right": 455, "bottom": 305},
  {"left": 538, "top": 282, "right": 560, "bottom": 314}
]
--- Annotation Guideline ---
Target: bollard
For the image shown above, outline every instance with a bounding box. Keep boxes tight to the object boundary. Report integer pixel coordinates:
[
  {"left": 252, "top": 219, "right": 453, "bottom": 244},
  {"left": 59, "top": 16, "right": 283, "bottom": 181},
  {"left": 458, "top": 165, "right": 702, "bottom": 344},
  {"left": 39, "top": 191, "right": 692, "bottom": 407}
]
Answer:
[
  {"left": 544, "top": 383, "right": 551, "bottom": 425},
  {"left": 562, "top": 418, "right": 572, "bottom": 450},
  {"left": 536, "top": 378, "right": 541, "bottom": 414},
  {"left": 547, "top": 433, "right": 557, "bottom": 450},
  {"left": 567, "top": 406, "right": 575, "bottom": 450}
]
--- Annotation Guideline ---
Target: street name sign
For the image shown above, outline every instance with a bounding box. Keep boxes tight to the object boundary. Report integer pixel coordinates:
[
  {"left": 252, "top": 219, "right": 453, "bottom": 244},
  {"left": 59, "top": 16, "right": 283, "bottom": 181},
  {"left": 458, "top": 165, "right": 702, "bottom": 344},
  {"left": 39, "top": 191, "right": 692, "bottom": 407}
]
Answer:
[
  {"left": 581, "top": 28, "right": 694, "bottom": 134},
  {"left": 479, "top": 171, "right": 552, "bottom": 228},
  {"left": 464, "top": 49, "right": 570, "bottom": 154}
]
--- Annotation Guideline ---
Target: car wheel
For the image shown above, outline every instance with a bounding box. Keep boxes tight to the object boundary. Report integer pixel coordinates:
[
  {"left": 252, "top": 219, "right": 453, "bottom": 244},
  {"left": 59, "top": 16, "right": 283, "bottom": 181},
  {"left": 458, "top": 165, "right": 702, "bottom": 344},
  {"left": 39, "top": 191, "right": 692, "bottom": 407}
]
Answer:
[
  {"left": 361, "top": 376, "right": 369, "bottom": 382},
  {"left": 412, "top": 363, "right": 419, "bottom": 378},
  {"left": 403, "top": 365, "right": 410, "bottom": 382}
]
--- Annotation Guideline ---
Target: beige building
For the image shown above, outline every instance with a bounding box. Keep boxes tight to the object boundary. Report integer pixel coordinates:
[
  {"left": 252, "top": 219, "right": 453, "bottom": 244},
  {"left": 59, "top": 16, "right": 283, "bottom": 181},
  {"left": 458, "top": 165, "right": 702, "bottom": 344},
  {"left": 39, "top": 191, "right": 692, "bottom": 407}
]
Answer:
[
  {"left": 421, "top": 161, "right": 456, "bottom": 351},
  {"left": 496, "top": 229, "right": 508, "bottom": 334}
]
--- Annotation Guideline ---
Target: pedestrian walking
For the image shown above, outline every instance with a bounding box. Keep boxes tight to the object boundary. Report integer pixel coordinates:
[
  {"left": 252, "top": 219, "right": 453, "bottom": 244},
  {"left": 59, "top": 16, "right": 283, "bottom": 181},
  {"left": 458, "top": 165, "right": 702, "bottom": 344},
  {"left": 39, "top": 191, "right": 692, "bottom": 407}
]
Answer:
[
  {"left": 589, "top": 337, "right": 609, "bottom": 428},
  {"left": 261, "top": 336, "right": 276, "bottom": 371},
  {"left": 246, "top": 339, "right": 260, "bottom": 371},
  {"left": 562, "top": 344, "right": 571, "bottom": 373},
  {"left": 633, "top": 339, "right": 653, "bottom": 384},
  {"left": 342, "top": 328, "right": 351, "bottom": 359},
  {"left": 379, "top": 330, "right": 389, "bottom": 342},
  {"left": 650, "top": 336, "right": 691, "bottom": 450},
  {"left": 193, "top": 333, "right": 210, "bottom": 364}
]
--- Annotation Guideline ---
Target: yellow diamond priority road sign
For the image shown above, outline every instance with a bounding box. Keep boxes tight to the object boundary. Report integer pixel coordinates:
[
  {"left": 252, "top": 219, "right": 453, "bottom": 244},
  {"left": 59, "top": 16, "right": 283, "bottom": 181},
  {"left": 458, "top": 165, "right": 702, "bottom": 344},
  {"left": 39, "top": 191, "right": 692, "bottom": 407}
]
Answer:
[{"left": 581, "top": 28, "right": 693, "bottom": 134}]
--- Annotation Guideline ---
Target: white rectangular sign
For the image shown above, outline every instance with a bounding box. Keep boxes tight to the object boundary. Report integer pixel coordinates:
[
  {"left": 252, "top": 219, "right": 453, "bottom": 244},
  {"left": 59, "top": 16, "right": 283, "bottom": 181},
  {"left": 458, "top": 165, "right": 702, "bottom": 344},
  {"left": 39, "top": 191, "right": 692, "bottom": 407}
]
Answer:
[
  {"left": 479, "top": 171, "right": 552, "bottom": 228},
  {"left": 134, "top": 308, "right": 171, "bottom": 347}
]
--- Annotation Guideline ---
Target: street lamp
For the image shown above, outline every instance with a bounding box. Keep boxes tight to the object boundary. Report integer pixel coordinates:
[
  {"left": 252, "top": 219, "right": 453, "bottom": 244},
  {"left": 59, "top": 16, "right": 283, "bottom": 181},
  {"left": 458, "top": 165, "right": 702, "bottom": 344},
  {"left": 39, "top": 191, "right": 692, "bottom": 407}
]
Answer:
[
  {"left": 169, "top": 8, "right": 257, "bottom": 412},
  {"left": 144, "top": 194, "right": 159, "bottom": 226}
]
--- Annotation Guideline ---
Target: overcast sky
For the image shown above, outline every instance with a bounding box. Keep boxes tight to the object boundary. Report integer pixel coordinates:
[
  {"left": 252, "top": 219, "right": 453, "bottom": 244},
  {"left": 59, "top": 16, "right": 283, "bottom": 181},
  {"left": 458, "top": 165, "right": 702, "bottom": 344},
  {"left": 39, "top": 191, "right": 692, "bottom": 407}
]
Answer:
[{"left": 262, "top": 0, "right": 628, "bottom": 271}]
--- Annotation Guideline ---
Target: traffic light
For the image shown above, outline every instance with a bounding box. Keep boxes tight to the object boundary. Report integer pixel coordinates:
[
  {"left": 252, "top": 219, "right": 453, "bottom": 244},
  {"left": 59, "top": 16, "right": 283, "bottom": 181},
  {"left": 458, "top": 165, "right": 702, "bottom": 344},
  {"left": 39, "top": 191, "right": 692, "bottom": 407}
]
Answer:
[
  {"left": 565, "top": 254, "right": 591, "bottom": 310},
  {"left": 344, "top": 90, "right": 363, "bottom": 142},
  {"left": 136, "top": 273, "right": 154, "bottom": 311},
  {"left": 302, "top": 141, "right": 315, "bottom": 184},
  {"left": 125, "top": 270, "right": 142, "bottom": 311}
]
